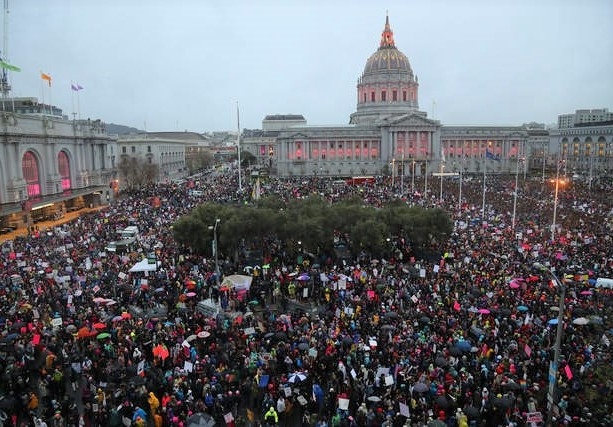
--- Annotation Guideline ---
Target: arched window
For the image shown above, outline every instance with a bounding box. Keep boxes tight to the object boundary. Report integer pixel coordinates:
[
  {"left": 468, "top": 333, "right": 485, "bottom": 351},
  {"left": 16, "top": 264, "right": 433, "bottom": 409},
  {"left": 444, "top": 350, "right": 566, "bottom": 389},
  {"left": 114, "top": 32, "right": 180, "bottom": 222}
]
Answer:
[
  {"left": 22, "top": 151, "right": 41, "bottom": 198},
  {"left": 58, "top": 151, "right": 72, "bottom": 191}
]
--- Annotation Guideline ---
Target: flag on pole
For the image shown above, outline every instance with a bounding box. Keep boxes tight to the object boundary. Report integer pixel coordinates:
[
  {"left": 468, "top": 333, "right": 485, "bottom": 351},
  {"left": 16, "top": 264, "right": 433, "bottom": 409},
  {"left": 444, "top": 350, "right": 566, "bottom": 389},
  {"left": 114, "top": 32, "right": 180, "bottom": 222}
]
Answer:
[
  {"left": 40, "top": 72, "right": 52, "bottom": 86},
  {"left": 486, "top": 150, "right": 500, "bottom": 162},
  {"left": 0, "top": 60, "right": 21, "bottom": 72},
  {"left": 71, "top": 83, "right": 83, "bottom": 91}
]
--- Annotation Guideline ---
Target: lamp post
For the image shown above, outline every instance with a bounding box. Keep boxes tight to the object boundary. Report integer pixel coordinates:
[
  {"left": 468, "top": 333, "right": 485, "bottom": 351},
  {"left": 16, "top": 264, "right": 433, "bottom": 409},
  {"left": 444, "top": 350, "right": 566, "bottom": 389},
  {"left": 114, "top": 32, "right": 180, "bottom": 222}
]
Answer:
[
  {"left": 209, "top": 219, "right": 221, "bottom": 296},
  {"left": 512, "top": 157, "right": 524, "bottom": 231},
  {"left": 551, "top": 161, "right": 565, "bottom": 241},
  {"left": 411, "top": 160, "right": 416, "bottom": 196},
  {"left": 391, "top": 158, "right": 396, "bottom": 191},
  {"left": 439, "top": 163, "right": 445, "bottom": 202},
  {"left": 534, "top": 263, "right": 566, "bottom": 426}
]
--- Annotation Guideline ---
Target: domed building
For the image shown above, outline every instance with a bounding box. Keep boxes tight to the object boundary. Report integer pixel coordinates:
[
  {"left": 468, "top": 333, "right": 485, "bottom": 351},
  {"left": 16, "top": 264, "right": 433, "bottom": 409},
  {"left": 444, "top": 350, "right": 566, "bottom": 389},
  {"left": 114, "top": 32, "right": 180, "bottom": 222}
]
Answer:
[
  {"left": 242, "top": 15, "right": 534, "bottom": 182},
  {"left": 350, "top": 15, "right": 420, "bottom": 125}
]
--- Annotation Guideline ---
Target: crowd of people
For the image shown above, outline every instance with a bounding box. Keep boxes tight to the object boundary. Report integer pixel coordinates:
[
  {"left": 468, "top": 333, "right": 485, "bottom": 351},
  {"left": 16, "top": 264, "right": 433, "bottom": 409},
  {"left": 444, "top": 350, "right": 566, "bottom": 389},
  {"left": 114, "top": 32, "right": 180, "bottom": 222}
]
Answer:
[{"left": 0, "top": 169, "right": 612, "bottom": 427}]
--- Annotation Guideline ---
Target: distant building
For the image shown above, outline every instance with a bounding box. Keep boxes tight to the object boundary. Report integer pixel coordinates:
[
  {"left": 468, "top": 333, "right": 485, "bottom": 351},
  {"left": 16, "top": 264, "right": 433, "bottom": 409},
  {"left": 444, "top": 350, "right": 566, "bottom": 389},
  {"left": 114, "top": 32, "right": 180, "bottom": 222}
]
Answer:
[
  {"left": 116, "top": 132, "right": 194, "bottom": 183},
  {"left": 558, "top": 108, "right": 613, "bottom": 129},
  {"left": 239, "top": 16, "right": 612, "bottom": 181}
]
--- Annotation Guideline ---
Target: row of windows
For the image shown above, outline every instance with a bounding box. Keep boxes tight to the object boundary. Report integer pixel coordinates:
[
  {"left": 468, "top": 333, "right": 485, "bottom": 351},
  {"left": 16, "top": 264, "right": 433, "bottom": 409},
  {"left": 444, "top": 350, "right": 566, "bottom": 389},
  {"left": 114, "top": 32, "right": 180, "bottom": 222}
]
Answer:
[
  {"left": 121, "top": 146, "right": 183, "bottom": 156},
  {"left": 361, "top": 88, "right": 416, "bottom": 103}
]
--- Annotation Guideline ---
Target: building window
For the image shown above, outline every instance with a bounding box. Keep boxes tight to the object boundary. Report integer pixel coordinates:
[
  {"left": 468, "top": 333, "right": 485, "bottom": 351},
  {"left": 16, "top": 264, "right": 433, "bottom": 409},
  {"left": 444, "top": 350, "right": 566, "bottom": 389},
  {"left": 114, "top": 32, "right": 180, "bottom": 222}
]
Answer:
[
  {"left": 392, "top": 90, "right": 397, "bottom": 101},
  {"left": 131, "top": 146, "right": 136, "bottom": 153},
  {"left": 363, "top": 93, "right": 367, "bottom": 103},
  {"left": 147, "top": 146, "right": 152, "bottom": 153},
  {"left": 403, "top": 91, "right": 407, "bottom": 102},
  {"left": 371, "top": 92, "right": 375, "bottom": 102},
  {"left": 58, "top": 151, "right": 72, "bottom": 191},
  {"left": 22, "top": 151, "right": 41, "bottom": 198},
  {"left": 122, "top": 147, "right": 127, "bottom": 154},
  {"left": 381, "top": 91, "right": 386, "bottom": 102}
]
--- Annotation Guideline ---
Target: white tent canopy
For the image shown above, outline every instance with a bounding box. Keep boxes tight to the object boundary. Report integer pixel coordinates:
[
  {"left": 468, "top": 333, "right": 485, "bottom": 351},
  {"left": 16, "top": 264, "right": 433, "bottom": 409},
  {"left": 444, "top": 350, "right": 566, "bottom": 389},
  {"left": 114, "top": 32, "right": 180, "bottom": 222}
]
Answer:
[
  {"left": 129, "top": 258, "right": 160, "bottom": 273},
  {"left": 222, "top": 274, "right": 253, "bottom": 291},
  {"left": 595, "top": 277, "right": 613, "bottom": 289}
]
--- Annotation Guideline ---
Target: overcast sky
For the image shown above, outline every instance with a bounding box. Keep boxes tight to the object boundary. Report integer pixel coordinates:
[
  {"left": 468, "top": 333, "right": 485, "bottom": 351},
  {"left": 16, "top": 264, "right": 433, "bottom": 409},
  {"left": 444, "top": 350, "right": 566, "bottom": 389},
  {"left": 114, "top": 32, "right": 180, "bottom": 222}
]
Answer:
[{"left": 5, "top": 0, "right": 613, "bottom": 132}]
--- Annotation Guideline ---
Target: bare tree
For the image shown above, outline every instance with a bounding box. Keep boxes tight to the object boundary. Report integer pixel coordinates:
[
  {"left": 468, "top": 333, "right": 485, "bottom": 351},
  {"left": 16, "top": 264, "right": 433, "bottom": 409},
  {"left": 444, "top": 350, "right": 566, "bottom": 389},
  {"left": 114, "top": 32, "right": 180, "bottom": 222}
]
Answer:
[{"left": 118, "top": 155, "right": 160, "bottom": 191}]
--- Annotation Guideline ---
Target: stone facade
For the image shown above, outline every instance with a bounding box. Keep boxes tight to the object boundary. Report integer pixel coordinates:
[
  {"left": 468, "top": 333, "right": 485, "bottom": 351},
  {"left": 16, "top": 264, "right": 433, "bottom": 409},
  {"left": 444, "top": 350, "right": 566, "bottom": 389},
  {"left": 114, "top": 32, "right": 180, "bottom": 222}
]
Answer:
[{"left": 0, "top": 111, "right": 115, "bottom": 228}]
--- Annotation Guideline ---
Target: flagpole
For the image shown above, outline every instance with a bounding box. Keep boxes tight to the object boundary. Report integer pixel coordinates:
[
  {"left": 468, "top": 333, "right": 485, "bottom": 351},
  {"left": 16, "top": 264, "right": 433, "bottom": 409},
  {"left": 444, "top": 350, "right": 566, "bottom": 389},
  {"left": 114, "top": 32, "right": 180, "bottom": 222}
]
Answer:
[
  {"left": 76, "top": 88, "right": 81, "bottom": 120},
  {"left": 482, "top": 147, "right": 487, "bottom": 215},
  {"left": 70, "top": 81, "right": 76, "bottom": 118},
  {"left": 512, "top": 154, "right": 520, "bottom": 230},
  {"left": 236, "top": 101, "right": 242, "bottom": 192}
]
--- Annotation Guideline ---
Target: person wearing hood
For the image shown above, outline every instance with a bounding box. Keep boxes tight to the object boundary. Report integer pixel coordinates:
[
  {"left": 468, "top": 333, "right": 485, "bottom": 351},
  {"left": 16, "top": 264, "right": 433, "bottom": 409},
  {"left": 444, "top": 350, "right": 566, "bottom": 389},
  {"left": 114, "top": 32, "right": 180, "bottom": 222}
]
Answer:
[{"left": 148, "top": 392, "right": 160, "bottom": 415}]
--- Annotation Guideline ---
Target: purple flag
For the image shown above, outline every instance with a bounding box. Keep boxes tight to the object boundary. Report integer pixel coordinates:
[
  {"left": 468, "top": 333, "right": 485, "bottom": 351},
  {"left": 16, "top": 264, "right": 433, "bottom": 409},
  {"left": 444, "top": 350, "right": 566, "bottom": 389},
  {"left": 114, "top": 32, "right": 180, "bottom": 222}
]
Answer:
[{"left": 71, "top": 83, "right": 83, "bottom": 91}]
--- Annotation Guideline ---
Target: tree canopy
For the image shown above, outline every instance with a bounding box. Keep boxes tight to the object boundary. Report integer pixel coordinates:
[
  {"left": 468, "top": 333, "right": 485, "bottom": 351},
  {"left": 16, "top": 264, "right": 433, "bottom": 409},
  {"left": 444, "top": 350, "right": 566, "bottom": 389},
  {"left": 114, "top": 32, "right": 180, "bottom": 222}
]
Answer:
[{"left": 172, "top": 194, "right": 453, "bottom": 263}]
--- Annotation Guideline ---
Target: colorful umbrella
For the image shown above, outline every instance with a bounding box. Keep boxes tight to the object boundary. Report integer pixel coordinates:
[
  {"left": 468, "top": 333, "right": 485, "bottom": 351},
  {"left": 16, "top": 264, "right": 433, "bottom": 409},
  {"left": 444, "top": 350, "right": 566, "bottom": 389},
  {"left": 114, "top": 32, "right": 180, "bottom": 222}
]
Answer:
[
  {"left": 478, "top": 308, "right": 490, "bottom": 314},
  {"left": 517, "top": 305, "right": 529, "bottom": 312},
  {"left": 96, "top": 332, "right": 111, "bottom": 340},
  {"left": 93, "top": 322, "right": 106, "bottom": 330}
]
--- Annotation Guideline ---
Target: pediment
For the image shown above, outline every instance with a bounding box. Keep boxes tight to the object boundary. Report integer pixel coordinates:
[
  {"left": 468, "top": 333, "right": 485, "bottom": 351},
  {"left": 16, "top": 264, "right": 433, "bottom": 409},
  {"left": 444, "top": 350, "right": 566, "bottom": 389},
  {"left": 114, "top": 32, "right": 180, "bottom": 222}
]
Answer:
[{"left": 377, "top": 113, "right": 440, "bottom": 128}]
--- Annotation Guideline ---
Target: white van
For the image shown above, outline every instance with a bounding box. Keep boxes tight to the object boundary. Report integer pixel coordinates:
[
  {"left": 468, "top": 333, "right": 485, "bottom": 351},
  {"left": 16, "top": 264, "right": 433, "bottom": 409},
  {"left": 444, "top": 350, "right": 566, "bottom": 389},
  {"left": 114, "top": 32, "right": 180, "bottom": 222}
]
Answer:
[{"left": 121, "top": 226, "right": 139, "bottom": 240}]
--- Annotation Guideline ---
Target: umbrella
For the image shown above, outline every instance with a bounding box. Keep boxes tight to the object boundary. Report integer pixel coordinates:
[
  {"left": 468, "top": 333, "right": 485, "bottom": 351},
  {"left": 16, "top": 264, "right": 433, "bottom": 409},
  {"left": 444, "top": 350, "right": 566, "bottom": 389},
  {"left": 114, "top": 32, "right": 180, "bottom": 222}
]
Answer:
[
  {"left": 427, "top": 420, "right": 447, "bottom": 427},
  {"left": 419, "top": 316, "right": 431, "bottom": 324},
  {"left": 297, "top": 342, "right": 309, "bottom": 351},
  {"left": 105, "top": 300, "right": 117, "bottom": 306},
  {"left": 93, "top": 322, "right": 106, "bottom": 330},
  {"left": 470, "top": 326, "right": 485, "bottom": 338},
  {"left": 455, "top": 340, "right": 472, "bottom": 352},
  {"left": 367, "top": 396, "right": 381, "bottom": 402},
  {"left": 517, "top": 305, "right": 529, "bottom": 312},
  {"left": 503, "top": 382, "right": 521, "bottom": 391},
  {"left": 197, "top": 331, "right": 210, "bottom": 338},
  {"left": 65, "top": 324, "right": 77, "bottom": 333},
  {"left": 509, "top": 281, "right": 520, "bottom": 289},
  {"left": 550, "top": 306, "right": 560, "bottom": 312},
  {"left": 384, "top": 311, "right": 399, "bottom": 319},
  {"left": 288, "top": 372, "right": 307, "bottom": 384},
  {"left": 547, "top": 319, "right": 559, "bottom": 325},
  {"left": 96, "top": 332, "right": 111, "bottom": 340},
  {"left": 434, "top": 395, "right": 450, "bottom": 408},
  {"left": 412, "top": 382, "right": 429, "bottom": 393},
  {"left": 491, "top": 395, "right": 514, "bottom": 408},
  {"left": 112, "top": 316, "right": 124, "bottom": 322},
  {"left": 572, "top": 317, "right": 589, "bottom": 326},
  {"left": 186, "top": 412, "right": 217, "bottom": 427},
  {"left": 77, "top": 327, "right": 94, "bottom": 339},
  {"left": 381, "top": 325, "right": 396, "bottom": 331},
  {"left": 435, "top": 356, "right": 448, "bottom": 367},
  {"left": 478, "top": 308, "right": 490, "bottom": 314},
  {"left": 448, "top": 347, "right": 462, "bottom": 356},
  {"left": 186, "top": 334, "right": 198, "bottom": 342},
  {"left": 296, "top": 274, "right": 311, "bottom": 281},
  {"left": 462, "top": 406, "right": 481, "bottom": 419},
  {"left": 580, "top": 290, "right": 592, "bottom": 296},
  {"left": 589, "top": 316, "right": 603, "bottom": 325}
]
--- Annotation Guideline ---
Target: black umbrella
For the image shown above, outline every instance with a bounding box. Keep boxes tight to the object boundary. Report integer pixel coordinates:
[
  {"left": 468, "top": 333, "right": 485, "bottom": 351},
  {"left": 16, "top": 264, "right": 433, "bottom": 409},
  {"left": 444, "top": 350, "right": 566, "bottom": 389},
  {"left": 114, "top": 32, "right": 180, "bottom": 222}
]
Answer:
[
  {"left": 491, "top": 395, "right": 514, "bottom": 409},
  {"left": 448, "top": 347, "right": 462, "bottom": 356},
  {"left": 435, "top": 356, "right": 448, "bottom": 367},
  {"left": 384, "top": 312, "right": 399, "bottom": 319},
  {"left": 503, "top": 382, "right": 521, "bottom": 391},
  {"left": 462, "top": 406, "right": 480, "bottom": 419},
  {"left": 381, "top": 325, "right": 396, "bottom": 331},
  {"left": 297, "top": 342, "right": 309, "bottom": 351},
  {"left": 434, "top": 395, "right": 450, "bottom": 409},
  {"left": 419, "top": 316, "right": 431, "bottom": 324},
  {"left": 264, "top": 332, "right": 274, "bottom": 339},
  {"left": 412, "top": 382, "right": 429, "bottom": 393}
]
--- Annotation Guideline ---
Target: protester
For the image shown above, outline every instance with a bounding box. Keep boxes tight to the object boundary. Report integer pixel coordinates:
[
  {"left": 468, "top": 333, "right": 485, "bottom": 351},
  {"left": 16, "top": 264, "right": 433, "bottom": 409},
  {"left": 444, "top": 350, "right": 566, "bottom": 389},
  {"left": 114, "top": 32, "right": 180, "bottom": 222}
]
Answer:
[{"left": 0, "top": 170, "right": 611, "bottom": 427}]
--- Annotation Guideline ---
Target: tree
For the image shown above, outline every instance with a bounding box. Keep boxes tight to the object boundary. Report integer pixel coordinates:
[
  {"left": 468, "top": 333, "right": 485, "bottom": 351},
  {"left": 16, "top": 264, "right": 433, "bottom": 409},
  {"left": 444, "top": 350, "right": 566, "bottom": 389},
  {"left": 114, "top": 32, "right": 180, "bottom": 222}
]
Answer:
[
  {"left": 117, "top": 156, "right": 160, "bottom": 191},
  {"left": 172, "top": 198, "right": 453, "bottom": 265},
  {"left": 186, "top": 150, "right": 214, "bottom": 174}
]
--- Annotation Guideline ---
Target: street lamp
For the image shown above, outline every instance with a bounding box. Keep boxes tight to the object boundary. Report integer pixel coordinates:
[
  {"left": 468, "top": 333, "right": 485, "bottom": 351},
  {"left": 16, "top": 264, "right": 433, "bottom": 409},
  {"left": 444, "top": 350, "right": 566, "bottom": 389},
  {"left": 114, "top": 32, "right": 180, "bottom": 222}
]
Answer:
[
  {"left": 208, "top": 219, "right": 221, "bottom": 291},
  {"left": 534, "top": 262, "right": 566, "bottom": 427},
  {"left": 551, "top": 161, "right": 566, "bottom": 241},
  {"left": 411, "top": 160, "right": 416, "bottom": 195},
  {"left": 512, "top": 157, "right": 524, "bottom": 231}
]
